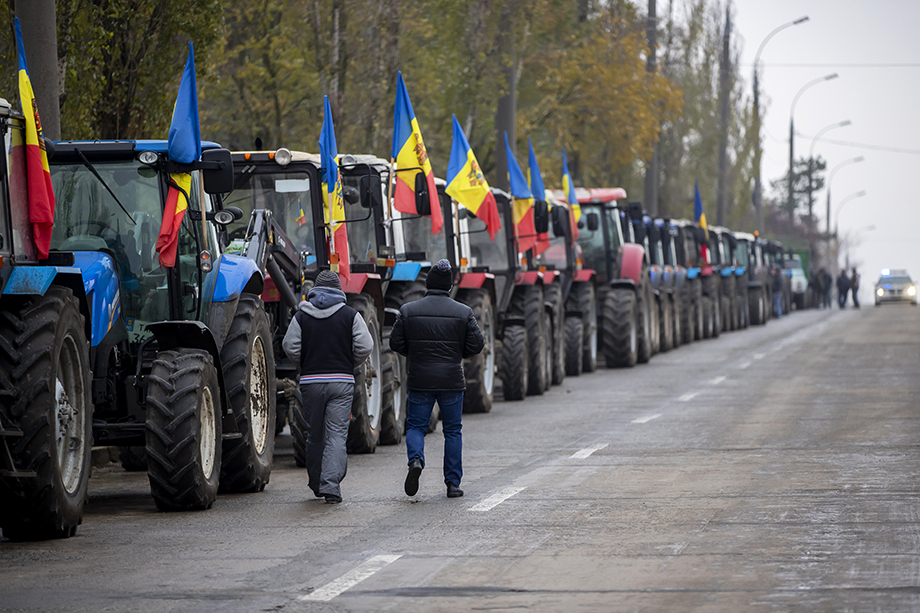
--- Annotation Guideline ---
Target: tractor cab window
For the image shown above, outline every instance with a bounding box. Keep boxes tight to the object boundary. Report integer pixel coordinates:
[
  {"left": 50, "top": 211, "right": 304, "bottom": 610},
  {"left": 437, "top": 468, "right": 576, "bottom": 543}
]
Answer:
[
  {"left": 4, "top": 122, "right": 26, "bottom": 258},
  {"left": 466, "top": 204, "right": 508, "bottom": 272},
  {"left": 531, "top": 204, "right": 568, "bottom": 271},
  {"left": 339, "top": 171, "right": 379, "bottom": 268},
  {"left": 735, "top": 241, "right": 750, "bottom": 267},
  {"left": 399, "top": 189, "right": 449, "bottom": 263},
  {"left": 575, "top": 204, "right": 605, "bottom": 273}
]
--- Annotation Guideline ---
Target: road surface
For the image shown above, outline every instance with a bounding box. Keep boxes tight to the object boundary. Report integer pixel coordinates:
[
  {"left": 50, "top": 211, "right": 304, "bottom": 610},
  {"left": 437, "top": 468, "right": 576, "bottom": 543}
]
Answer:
[{"left": 3, "top": 305, "right": 919, "bottom": 611}]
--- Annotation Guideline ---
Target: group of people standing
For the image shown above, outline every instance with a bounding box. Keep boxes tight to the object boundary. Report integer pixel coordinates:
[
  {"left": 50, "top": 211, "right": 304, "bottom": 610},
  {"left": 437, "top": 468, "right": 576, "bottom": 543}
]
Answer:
[{"left": 810, "top": 267, "right": 860, "bottom": 310}]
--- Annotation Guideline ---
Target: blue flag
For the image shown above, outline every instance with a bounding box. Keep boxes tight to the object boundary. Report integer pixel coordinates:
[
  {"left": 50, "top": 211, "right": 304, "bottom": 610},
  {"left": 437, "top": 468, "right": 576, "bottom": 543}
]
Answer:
[
  {"left": 319, "top": 96, "right": 340, "bottom": 190},
  {"left": 527, "top": 140, "right": 546, "bottom": 201},
  {"left": 504, "top": 132, "right": 532, "bottom": 200},
  {"left": 694, "top": 180, "right": 709, "bottom": 239},
  {"left": 167, "top": 42, "right": 201, "bottom": 164}
]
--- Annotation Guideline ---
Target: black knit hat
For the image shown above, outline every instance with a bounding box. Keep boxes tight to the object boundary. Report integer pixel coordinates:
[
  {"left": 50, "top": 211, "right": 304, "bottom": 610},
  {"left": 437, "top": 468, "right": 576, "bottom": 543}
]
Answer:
[
  {"left": 315, "top": 269, "right": 342, "bottom": 290},
  {"left": 426, "top": 259, "right": 452, "bottom": 291}
]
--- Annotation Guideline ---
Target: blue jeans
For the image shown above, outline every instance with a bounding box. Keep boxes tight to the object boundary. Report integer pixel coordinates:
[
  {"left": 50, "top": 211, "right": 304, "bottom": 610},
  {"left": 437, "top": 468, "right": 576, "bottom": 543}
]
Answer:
[
  {"left": 406, "top": 390, "right": 463, "bottom": 486},
  {"left": 774, "top": 291, "right": 783, "bottom": 318}
]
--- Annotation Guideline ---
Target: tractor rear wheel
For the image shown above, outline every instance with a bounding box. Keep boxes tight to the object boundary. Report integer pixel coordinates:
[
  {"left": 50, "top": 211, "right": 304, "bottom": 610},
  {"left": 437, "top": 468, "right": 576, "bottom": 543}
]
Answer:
[
  {"left": 701, "top": 296, "right": 714, "bottom": 339},
  {"left": 544, "top": 283, "right": 566, "bottom": 386},
  {"left": 567, "top": 282, "right": 597, "bottom": 372},
  {"left": 672, "top": 293, "right": 682, "bottom": 349},
  {"left": 461, "top": 289, "right": 495, "bottom": 413},
  {"left": 146, "top": 349, "right": 221, "bottom": 511},
  {"left": 602, "top": 288, "right": 638, "bottom": 368},
  {"left": 564, "top": 317, "right": 584, "bottom": 376},
  {"left": 346, "top": 294, "right": 381, "bottom": 454},
  {"left": 522, "top": 286, "right": 548, "bottom": 396},
  {"left": 749, "top": 288, "right": 765, "bottom": 325},
  {"left": 637, "top": 275, "right": 653, "bottom": 363},
  {"left": 378, "top": 347, "right": 403, "bottom": 445},
  {"left": 659, "top": 293, "right": 673, "bottom": 353},
  {"left": 219, "top": 295, "right": 276, "bottom": 493},
  {"left": 289, "top": 388, "right": 307, "bottom": 468},
  {"left": 692, "top": 280, "right": 704, "bottom": 341},
  {"left": 0, "top": 288, "right": 92, "bottom": 541},
  {"left": 737, "top": 282, "right": 749, "bottom": 329},
  {"left": 721, "top": 295, "right": 731, "bottom": 332},
  {"left": 501, "top": 325, "right": 528, "bottom": 401}
]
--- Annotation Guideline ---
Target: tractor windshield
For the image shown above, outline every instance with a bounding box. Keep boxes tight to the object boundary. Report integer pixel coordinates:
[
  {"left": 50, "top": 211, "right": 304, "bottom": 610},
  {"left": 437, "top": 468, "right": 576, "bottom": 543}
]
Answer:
[
  {"left": 341, "top": 171, "right": 379, "bottom": 267},
  {"left": 223, "top": 170, "right": 317, "bottom": 266},
  {"left": 735, "top": 241, "right": 750, "bottom": 267},
  {"left": 401, "top": 215, "right": 448, "bottom": 263},
  {"left": 466, "top": 206, "right": 508, "bottom": 272}
]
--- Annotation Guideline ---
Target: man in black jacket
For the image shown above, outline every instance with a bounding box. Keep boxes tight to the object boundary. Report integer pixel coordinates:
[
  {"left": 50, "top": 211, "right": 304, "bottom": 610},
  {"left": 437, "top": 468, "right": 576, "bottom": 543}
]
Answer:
[{"left": 389, "top": 259, "right": 484, "bottom": 498}]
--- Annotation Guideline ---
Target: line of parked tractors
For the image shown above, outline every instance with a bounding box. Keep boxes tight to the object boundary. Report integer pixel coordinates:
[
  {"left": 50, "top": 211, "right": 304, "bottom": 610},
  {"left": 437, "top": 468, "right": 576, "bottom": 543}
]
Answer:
[{"left": 0, "top": 99, "right": 803, "bottom": 541}]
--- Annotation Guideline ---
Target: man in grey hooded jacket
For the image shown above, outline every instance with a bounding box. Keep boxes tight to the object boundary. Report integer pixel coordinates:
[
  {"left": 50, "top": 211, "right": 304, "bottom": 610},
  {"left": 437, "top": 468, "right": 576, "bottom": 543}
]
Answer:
[{"left": 282, "top": 270, "right": 373, "bottom": 503}]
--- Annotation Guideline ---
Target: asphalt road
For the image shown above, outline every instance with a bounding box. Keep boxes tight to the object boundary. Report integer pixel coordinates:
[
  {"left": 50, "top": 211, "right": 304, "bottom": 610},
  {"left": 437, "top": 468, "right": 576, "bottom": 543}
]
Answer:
[{"left": 3, "top": 304, "right": 920, "bottom": 612}]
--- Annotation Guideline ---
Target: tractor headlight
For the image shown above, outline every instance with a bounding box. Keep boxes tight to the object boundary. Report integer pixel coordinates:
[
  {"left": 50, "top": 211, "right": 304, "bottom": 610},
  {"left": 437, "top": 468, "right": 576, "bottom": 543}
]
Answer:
[
  {"left": 274, "top": 148, "right": 292, "bottom": 166},
  {"left": 213, "top": 210, "right": 235, "bottom": 225},
  {"left": 877, "top": 288, "right": 885, "bottom": 297},
  {"left": 909, "top": 286, "right": 917, "bottom": 297},
  {"left": 138, "top": 150, "right": 158, "bottom": 165}
]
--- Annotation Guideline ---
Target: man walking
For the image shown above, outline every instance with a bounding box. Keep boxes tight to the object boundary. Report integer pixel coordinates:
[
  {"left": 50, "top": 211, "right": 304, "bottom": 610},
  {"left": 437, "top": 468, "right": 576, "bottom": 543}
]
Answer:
[
  {"left": 822, "top": 267, "right": 834, "bottom": 309},
  {"left": 772, "top": 267, "right": 784, "bottom": 318},
  {"left": 389, "top": 259, "right": 484, "bottom": 498},
  {"left": 836, "top": 269, "right": 850, "bottom": 309},
  {"left": 282, "top": 270, "right": 373, "bottom": 504},
  {"left": 850, "top": 268, "right": 860, "bottom": 308}
]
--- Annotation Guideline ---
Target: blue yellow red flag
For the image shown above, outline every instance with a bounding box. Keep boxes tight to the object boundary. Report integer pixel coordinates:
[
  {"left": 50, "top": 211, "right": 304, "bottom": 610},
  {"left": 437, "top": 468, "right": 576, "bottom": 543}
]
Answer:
[
  {"left": 527, "top": 140, "right": 550, "bottom": 255},
  {"left": 156, "top": 42, "right": 200, "bottom": 267},
  {"left": 445, "top": 115, "right": 500, "bottom": 240},
  {"left": 320, "top": 96, "right": 349, "bottom": 279},
  {"left": 14, "top": 18, "right": 55, "bottom": 260},
  {"left": 505, "top": 133, "right": 536, "bottom": 254},
  {"left": 391, "top": 72, "right": 442, "bottom": 234},
  {"left": 694, "top": 180, "right": 708, "bottom": 240},
  {"left": 562, "top": 149, "right": 580, "bottom": 240}
]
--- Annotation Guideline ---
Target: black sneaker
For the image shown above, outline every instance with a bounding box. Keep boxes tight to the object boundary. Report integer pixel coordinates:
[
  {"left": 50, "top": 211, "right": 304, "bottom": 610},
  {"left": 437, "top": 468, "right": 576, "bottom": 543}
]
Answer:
[
  {"left": 405, "top": 459, "right": 423, "bottom": 496},
  {"left": 446, "top": 483, "right": 464, "bottom": 498},
  {"left": 324, "top": 494, "right": 342, "bottom": 504}
]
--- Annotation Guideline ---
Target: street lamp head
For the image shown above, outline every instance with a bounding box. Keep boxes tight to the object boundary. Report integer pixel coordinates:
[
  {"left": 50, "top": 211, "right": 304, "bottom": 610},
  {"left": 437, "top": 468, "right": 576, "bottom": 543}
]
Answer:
[
  {"left": 855, "top": 190, "right": 867, "bottom": 197},
  {"left": 839, "top": 120, "right": 852, "bottom": 127},
  {"left": 854, "top": 156, "right": 865, "bottom": 163},
  {"left": 825, "top": 73, "right": 839, "bottom": 81},
  {"left": 793, "top": 16, "right": 810, "bottom": 24}
]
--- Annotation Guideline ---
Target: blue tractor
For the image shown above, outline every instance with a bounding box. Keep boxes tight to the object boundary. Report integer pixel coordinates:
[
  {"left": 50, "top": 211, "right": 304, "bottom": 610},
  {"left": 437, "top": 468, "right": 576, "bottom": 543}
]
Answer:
[{"left": 0, "top": 104, "right": 276, "bottom": 539}]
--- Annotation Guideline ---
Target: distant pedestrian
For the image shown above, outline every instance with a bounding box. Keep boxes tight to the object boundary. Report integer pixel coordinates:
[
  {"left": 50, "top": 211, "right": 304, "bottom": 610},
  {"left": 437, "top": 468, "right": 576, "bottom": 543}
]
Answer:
[
  {"left": 850, "top": 268, "right": 860, "bottom": 308},
  {"left": 772, "top": 267, "right": 784, "bottom": 318},
  {"left": 282, "top": 270, "right": 373, "bottom": 504},
  {"left": 390, "top": 259, "right": 484, "bottom": 499},
  {"left": 836, "top": 269, "right": 850, "bottom": 309},
  {"left": 822, "top": 267, "right": 833, "bottom": 309}
]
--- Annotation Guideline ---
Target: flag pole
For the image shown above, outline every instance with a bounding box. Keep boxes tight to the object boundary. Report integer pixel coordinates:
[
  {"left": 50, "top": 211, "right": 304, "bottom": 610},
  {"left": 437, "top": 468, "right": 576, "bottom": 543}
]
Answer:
[
  {"left": 199, "top": 175, "right": 208, "bottom": 252},
  {"left": 386, "top": 157, "right": 395, "bottom": 219}
]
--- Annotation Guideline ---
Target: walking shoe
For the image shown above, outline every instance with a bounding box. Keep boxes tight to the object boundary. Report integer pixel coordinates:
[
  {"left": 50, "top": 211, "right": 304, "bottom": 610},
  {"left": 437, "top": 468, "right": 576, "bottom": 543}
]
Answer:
[
  {"left": 446, "top": 483, "right": 464, "bottom": 498},
  {"left": 324, "top": 494, "right": 342, "bottom": 504},
  {"left": 405, "top": 459, "right": 423, "bottom": 496}
]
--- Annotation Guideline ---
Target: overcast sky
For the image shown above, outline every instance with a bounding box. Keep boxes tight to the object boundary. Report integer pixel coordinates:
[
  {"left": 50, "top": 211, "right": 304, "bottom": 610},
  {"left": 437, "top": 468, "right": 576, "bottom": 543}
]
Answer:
[{"left": 731, "top": 0, "right": 919, "bottom": 291}]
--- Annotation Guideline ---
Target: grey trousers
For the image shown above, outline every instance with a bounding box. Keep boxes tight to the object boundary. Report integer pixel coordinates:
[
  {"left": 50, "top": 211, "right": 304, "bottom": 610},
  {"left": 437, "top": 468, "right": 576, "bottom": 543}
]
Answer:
[{"left": 301, "top": 382, "right": 354, "bottom": 498}]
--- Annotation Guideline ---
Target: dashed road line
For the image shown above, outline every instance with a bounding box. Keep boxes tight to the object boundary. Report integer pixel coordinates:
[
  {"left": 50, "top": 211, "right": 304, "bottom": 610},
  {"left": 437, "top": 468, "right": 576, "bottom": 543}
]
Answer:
[
  {"left": 753, "top": 353, "right": 765, "bottom": 360},
  {"left": 571, "top": 443, "right": 608, "bottom": 459},
  {"left": 632, "top": 413, "right": 662, "bottom": 424},
  {"left": 299, "top": 555, "right": 401, "bottom": 601},
  {"left": 710, "top": 375, "right": 727, "bottom": 385},
  {"left": 738, "top": 360, "right": 752, "bottom": 370},
  {"left": 469, "top": 487, "right": 526, "bottom": 512},
  {"left": 678, "top": 392, "right": 699, "bottom": 402}
]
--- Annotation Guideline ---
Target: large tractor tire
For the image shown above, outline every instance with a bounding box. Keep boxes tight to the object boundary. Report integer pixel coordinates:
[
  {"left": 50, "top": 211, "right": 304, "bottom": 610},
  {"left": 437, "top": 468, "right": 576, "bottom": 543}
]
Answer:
[
  {"left": 118, "top": 446, "right": 148, "bottom": 472},
  {"left": 679, "top": 286, "right": 692, "bottom": 346},
  {"left": 346, "top": 294, "right": 381, "bottom": 454},
  {"left": 461, "top": 289, "right": 495, "bottom": 414},
  {"left": 602, "top": 288, "right": 638, "bottom": 368},
  {"left": 544, "top": 283, "right": 566, "bottom": 386},
  {"left": 659, "top": 292, "right": 673, "bottom": 353},
  {"left": 637, "top": 275, "right": 654, "bottom": 364},
  {"left": 724, "top": 277, "right": 738, "bottom": 331},
  {"left": 567, "top": 282, "right": 597, "bottom": 373},
  {"left": 737, "top": 282, "right": 749, "bottom": 329},
  {"left": 219, "top": 295, "right": 276, "bottom": 493},
  {"left": 146, "top": 349, "right": 221, "bottom": 511},
  {"left": 701, "top": 275, "right": 721, "bottom": 338},
  {"left": 520, "top": 286, "right": 548, "bottom": 396},
  {"left": 671, "top": 293, "right": 682, "bottom": 349},
  {"left": 721, "top": 294, "right": 731, "bottom": 332},
  {"left": 501, "top": 324, "right": 528, "bottom": 401},
  {"left": 564, "top": 316, "right": 584, "bottom": 376},
  {"left": 0, "top": 288, "right": 92, "bottom": 541},
  {"left": 289, "top": 388, "right": 307, "bottom": 468},
  {"left": 749, "top": 287, "right": 766, "bottom": 326},
  {"left": 701, "top": 296, "right": 715, "bottom": 339}
]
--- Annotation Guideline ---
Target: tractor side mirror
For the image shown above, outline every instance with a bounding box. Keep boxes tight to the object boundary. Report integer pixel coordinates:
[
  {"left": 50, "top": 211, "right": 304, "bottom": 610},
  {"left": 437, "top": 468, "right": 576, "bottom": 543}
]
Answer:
[
  {"left": 627, "top": 201, "right": 643, "bottom": 221},
  {"left": 586, "top": 212, "right": 600, "bottom": 232},
  {"left": 534, "top": 199, "right": 549, "bottom": 234},
  {"left": 414, "top": 173, "right": 431, "bottom": 216},
  {"left": 358, "top": 175, "right": 382, "bottom": 210},
  {"left": 201, "top": 148, "right": 234, "bottom": 194},
  {"left": 551, "top": 205, "right": 567, "bottom": 238},
  {"left": 42, "top": 137, "right": 56, "bottom": 160}
]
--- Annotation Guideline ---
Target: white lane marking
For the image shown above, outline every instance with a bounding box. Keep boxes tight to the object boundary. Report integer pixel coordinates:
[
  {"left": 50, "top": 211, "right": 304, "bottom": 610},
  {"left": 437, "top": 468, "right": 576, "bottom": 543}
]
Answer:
[
  {"left": 753, "top": 353, "right": 765, "bottom": 360},
  {"left": 469, "top": 487, "right": 526, "bottom": 512},
  {"left": 299, "top": 555, "right": 401, "bottom": 601},
  {"left": 571, "top": 443, "right": 608, "bottom": 459},
  {"left": 710, "top": 375, "right": 727, "bottom": 385},
  {"left": 678, "top": 392, "right": 699, "bottom": 402},
  {"left": 738, "top": 360, "right": 752, "bottom": 370},
  {"left": 632, "top": 413, "right": 662, "bottom": 424}
]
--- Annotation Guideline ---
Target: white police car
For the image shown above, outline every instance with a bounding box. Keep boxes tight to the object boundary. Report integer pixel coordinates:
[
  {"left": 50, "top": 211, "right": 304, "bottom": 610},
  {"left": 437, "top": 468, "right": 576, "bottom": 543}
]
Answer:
[{"left": 875, "top": 269, "right": 918, "bottom": 306}]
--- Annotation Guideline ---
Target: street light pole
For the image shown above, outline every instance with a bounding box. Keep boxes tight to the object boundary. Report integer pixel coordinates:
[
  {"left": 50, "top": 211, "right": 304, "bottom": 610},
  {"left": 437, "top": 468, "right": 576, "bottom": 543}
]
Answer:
[
  {"left": 807, "top": 119, "right": 851, "bottom": 230},
  {"left": 752, "top": 16, "right": 808, "bottom": 234},
  {"left": 787, "top": 73, "right": 838, "bottom": 224}
]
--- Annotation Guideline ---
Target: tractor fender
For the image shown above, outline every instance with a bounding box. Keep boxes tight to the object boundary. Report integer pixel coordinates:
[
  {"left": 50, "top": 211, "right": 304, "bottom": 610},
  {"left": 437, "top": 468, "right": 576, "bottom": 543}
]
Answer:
[
  {"left": 687, "top": 267, "right": 700, "bottom": 280},
  {"left": 609, "top": 278, "right": 637, "bottom": 293},
  {"left": 211, "top": 254, "right": 264, "bottom": 302},
  {"left": 516, "top": 270, "right": 541, "bottom": 286},
  {"left": 458, "top": 271, "right": 493, "bottom": 290},
  {"left": 392, "top": 261, "right": 425, "bottom": 282},
  {"left": 619, "top": 243, "right": 645, "bottom": 285},
  {"left": 735, "top": 266, "right": 747, "bottom": 276},
  {"left": 146, "top": 320, "right": 236, "bottom": 433},
  {"left": 573, "top": 269, "right": 595, "bottom": 283},
  {"left": 748, "top": 280, "right": 764, "bottom": 290},
  {"left": 344, "top": 273, "right": 385, "bottom": 323},
  {"left": 720, "top": 267, "right": 734, "bottom": 278}
]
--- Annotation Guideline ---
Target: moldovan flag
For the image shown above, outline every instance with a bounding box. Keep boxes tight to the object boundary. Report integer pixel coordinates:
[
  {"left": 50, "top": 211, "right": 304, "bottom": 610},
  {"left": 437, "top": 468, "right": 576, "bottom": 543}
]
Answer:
[
  {"left": 320, "top": 96, "right": 349, "bottom": 279},
  {"left": 14, "top": 18, "right": 54, "bottom": 260},
  {"left": 694, "top": 180, "right": 708, "bottom": 240},
  {"left": 445, "top": 116, "right": 500, "bottom": 240},
  {"left": 391, "top": 72, "right": 442, "bottom": 234},
  {"left": 156, "top": 41, "right": 201, "bottom": 268},
  {"left": 562, "top": 149, "right": 580, "bottom": 240},
  {"left": 527, "top": 140, "right": 550, "bottom": 255},
  {"left": 505, "top": 133, "right": 535, "bottom": 254}
]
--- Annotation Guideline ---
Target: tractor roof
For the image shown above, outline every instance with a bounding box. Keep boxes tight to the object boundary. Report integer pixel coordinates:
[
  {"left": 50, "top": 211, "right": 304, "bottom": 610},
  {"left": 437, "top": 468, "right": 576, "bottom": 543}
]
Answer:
[
  {"left": 733, "top": 231, "right": 756, "bottom": 242},
  {"left": 55, "top": 139, "right": 222, "bottom": 153},
  {"left": 549, "top": 187, "right": 627, "bottom": 204}
]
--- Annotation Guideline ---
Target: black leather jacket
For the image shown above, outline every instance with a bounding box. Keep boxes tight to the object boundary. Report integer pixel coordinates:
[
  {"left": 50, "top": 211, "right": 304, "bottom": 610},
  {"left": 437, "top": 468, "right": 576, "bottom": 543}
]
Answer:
[{"left": 389, "top": 289, "right": 484, "bottom": 391}]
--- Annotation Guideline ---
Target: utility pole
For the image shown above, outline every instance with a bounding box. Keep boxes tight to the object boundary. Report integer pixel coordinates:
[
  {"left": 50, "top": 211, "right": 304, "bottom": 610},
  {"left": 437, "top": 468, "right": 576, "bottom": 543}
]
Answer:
[
  {"left": 494, "top": 64, "right": 516, "bottom": 192},
  {"left": 643, "top": 0, "right": 659, "bottom": 215},
  {"left": 16, "top": 0, "right": 61, "bottom": 140},
  {"left": 716, "top": 7, "right": 731, "bottom": 227}
]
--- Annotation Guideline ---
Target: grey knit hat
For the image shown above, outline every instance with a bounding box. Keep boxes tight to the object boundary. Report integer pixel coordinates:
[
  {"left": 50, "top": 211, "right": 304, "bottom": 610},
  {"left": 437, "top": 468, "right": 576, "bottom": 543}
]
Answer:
[
  {"left": 426, "top": 259, "right": 452, "bottom": 291},
  {"left": 315, "top": 269, "right": 342, "bottom": 290}
]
